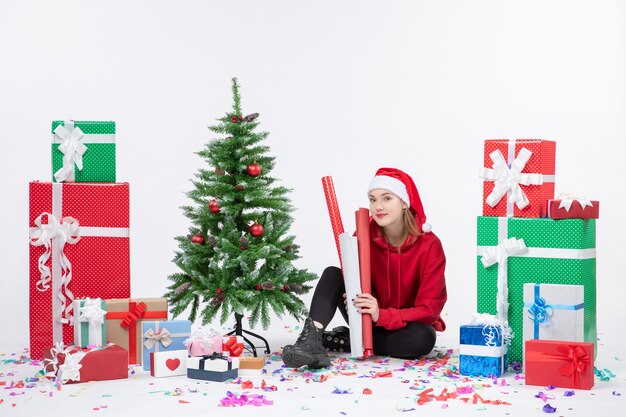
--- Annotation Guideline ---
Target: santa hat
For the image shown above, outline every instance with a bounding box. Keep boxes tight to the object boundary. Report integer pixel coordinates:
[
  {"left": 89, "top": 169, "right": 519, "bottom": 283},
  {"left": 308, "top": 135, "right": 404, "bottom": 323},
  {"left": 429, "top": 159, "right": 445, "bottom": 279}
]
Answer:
[{"left": 367, "top": 167, "right": 431, "bottom": 233}]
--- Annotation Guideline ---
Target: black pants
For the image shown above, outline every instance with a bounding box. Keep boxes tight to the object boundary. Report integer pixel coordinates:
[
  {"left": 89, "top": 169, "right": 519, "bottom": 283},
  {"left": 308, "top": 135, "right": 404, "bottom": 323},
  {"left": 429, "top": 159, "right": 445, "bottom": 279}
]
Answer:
[{"left": 309, "top": 266, "right": 437, "bottom": 359}]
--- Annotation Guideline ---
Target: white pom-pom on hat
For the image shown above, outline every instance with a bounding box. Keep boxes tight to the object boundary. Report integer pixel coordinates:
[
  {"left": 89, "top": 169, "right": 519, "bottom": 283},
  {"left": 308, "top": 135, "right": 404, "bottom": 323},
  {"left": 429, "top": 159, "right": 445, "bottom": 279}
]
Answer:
[{"left": 421, "top": 222, "right": 432, "bottom": 233}]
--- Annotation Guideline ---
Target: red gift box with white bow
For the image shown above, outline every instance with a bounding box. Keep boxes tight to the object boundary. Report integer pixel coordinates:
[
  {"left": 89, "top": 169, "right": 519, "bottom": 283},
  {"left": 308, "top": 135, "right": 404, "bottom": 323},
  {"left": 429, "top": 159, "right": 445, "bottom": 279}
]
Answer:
[
  {"left": 43, "top": 343, "right": 128, "bottom": 384},
  {"left": 480, "top": 139, "right": 556, "bottom": 218},
  {"left": 547, "top": 197, "right": 599, "bottom": 219},
  {"left": 29, "top": 182, "right": 131, "bottom": 359},
  {"left": 525, "top": 339, "right": 594, "bottom": 390}
]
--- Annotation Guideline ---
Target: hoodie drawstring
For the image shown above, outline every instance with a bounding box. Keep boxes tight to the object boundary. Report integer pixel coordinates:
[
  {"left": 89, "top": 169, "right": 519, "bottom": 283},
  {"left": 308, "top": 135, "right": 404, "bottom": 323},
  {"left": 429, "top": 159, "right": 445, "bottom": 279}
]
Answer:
[
  {"left": 397, "top": 252, "right": 401, "bottom": 308},
  {"left": 386, "top": 247, "right": 391, "bottom": 304}
]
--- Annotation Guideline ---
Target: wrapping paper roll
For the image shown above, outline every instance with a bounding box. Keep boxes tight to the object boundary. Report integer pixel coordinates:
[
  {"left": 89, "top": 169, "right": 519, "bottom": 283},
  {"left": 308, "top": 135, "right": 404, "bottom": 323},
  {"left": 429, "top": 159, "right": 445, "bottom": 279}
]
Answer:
[
  {"left": 355, "top": 208, "right": 374, "bottom": 357},
  {"left": 322, "top": 176, "right": 345, "bottom": 268},
  {"left": 339, "top": 233, "right": 364, "bottom": 357}
]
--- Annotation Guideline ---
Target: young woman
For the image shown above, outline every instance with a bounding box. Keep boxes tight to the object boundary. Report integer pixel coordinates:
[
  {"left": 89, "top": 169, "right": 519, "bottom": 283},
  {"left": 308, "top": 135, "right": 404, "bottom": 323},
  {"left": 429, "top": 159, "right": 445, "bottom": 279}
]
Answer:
[{"left": 282, "top": 167, "right": 447, "bottom": 369}]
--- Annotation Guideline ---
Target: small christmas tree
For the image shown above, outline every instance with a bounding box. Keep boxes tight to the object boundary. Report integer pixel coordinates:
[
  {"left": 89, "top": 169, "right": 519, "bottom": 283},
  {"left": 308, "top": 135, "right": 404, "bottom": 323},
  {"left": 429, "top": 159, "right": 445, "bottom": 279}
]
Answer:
[{"left": 165, "top": 78, "right": 317, "bottom": 330}]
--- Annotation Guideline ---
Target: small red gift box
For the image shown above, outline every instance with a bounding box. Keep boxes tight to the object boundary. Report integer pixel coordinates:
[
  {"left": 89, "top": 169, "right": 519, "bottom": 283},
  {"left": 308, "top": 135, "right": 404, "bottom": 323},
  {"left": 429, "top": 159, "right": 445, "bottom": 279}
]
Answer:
[
  {"left": 29, "top": 182, "right": 131, "bottom": 359},
  {"left": 547, "top": 198, "right": 599, "bottom": 220},
  {"left": 44, "top": 343, "right": 128, "bottom": 384},
  {"left": 480, "top": 139, "right": 556, "bottom": 218},
  {"left": 525, "top": 339, "right": 594, "bottom": 390},
  {"left": 222, "top": 336, "right": 244, "bottom": 357}
]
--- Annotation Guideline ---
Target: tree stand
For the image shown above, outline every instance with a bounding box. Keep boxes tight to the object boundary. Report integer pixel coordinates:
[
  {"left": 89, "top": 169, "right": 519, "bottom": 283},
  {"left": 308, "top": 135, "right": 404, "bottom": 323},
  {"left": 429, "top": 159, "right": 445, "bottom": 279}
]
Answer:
[{"left": 225, "top": 313, "right": 271, "bottom": 357}]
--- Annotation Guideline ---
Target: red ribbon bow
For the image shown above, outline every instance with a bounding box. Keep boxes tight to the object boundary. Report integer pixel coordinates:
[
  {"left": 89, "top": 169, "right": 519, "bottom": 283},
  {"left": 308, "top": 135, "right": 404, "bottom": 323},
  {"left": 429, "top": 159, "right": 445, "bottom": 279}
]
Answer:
[
  {"left": 120, "top": 302, "right": 147, "bottom": 329},
  {"left": 558, "top": 345, "right": 589, "bottom": 383},
  {"left": 222, "top": 336, "right": 244, "bottom": 357}
]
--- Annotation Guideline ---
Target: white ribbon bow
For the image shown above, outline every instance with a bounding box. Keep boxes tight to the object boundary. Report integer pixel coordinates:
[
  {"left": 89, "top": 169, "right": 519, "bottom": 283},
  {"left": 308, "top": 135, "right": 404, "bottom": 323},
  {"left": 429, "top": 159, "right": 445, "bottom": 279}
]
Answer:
[
  {"left": 480, "top": 237, "right": 528, "bottom": 323},
  {"left": 29, "top": 212, "right": 81, "bottom": 323},
  {"left": 53, "top": 124, "right": 87, "bottom": 183},
  {"left": 43, "top": 343, "right": 86, "bottom": 384},
  {"left": 470, "top": 312, "right": 513, "bottom": 347},
  {"left": 78, "top": 298, "right": 107, "bottom": 326},
  {"left": 57, "top": 351, "right": 83, "bottom": 383},
  {"left": 480, "top": 148, "right": 545, "bottom": 211},
  {"left": 557, "top": 193, "right": 594, "bottom": 212},
  {"left": 143, "top": 328, "right": 173, "bottom": 350}
]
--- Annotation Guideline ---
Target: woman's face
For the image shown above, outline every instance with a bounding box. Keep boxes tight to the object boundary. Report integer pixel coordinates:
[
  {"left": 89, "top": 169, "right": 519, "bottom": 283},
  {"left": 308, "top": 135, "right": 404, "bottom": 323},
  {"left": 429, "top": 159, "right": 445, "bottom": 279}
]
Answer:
[{"left": 368, "top": 189, "right": 407, "bottom": 229}]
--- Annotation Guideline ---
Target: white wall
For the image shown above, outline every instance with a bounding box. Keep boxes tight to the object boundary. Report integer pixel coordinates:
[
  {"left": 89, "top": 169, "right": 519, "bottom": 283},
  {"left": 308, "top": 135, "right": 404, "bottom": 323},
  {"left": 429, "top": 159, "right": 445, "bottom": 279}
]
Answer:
[{"left": 1, "top": 0, "right": 625, "bottom": 351}]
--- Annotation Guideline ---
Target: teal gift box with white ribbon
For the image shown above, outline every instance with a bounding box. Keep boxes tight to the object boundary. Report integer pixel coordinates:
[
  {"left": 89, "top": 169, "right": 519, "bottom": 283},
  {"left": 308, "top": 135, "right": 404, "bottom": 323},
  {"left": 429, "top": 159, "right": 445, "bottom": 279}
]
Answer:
[
  {"left": 73, "top": 298, "right": 107, "bottom": 348},
  {"left": 523, "top": 283, "right": 584, "bottom": 350},
  {"left": 51, "top": 120, "right": 116, "bottom": 183},
  {"left": 141, "top": 320, "right": 191, "bottom": 371}
]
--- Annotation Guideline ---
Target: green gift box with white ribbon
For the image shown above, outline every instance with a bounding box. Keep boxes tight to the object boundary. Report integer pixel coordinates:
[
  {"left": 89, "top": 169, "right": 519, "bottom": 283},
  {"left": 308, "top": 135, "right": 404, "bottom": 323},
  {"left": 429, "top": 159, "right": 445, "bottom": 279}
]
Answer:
[
  {"left": 51, "top": 120, "right": 116, "bottom": 183},
  {"left": 476, "top": 216, "right": 596, "bottom": 364}
]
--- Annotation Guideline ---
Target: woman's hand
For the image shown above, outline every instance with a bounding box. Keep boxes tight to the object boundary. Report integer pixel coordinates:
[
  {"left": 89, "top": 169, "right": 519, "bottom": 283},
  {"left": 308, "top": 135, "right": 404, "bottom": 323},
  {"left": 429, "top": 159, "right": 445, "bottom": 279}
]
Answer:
[{"left": 352, "top": 293, "right": 379, "bottom": 322}]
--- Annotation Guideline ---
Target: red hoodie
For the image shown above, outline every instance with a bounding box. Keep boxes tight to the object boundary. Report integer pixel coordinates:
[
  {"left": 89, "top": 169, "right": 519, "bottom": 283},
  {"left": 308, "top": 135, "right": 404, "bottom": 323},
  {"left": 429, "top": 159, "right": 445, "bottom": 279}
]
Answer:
[{"left": 369, "top": 220, "right": 447, "bottom": 332}]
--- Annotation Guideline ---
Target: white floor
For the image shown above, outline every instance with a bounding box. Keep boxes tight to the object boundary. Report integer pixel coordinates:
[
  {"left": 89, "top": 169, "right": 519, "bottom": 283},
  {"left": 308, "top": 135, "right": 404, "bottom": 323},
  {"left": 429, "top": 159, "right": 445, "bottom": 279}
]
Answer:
[{"left": 1, "top": 324, "right": 624, "bottom": 417}]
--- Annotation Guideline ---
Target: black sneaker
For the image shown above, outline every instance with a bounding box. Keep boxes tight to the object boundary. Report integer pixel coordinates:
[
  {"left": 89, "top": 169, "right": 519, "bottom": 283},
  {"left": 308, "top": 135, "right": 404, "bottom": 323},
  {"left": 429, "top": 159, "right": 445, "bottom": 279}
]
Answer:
[
  {"left": 322, "top": 326, "right": 351, "bottom": 353},
  {"left": 282, "top": 317, "right": 331, "bottom": 369}
]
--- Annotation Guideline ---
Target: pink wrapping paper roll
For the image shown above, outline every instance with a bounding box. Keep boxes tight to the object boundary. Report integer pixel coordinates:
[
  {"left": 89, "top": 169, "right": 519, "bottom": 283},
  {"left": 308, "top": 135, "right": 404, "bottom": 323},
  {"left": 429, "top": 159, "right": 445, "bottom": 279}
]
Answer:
[{"left": 322, "top": 176, "right": 345, "bottom": 268}]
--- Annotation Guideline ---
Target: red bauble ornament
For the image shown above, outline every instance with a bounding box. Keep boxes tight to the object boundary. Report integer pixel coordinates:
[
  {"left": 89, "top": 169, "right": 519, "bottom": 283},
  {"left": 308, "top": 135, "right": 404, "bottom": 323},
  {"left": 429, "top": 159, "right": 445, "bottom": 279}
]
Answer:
[
  {"left": 281, "top": 285, "right": 290, "bottom": 292},
  {"left": 249, "top": 223, "right": 264, "bottom": 237},
  {"left": 191, "top": 234, "right": 205, "bottom": 245},
  {"left": 235, "top": 185, "right": 244, "bottom": 190},
  {"left": 209, "top": 199, "right": 220, "bottom": 213},
  {"left": 238, "top": 116, "right": 243, "bottom": 121},
  {"left": 247, "top": 162, "right": 262, "bottom": 177},
  {"left": 255, "top": 284, "right": 262, "bottom": 291},
  {"left": 231, "top": 116, "right": 238, "bottom": 123},
  {"left": 217, "top": 288, "right": 223, "bottom": 294}
]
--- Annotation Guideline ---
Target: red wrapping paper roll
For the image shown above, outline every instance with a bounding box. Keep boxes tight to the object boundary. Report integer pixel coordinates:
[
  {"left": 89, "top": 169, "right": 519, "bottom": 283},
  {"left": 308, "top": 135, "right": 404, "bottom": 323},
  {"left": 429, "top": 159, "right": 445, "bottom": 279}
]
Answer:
[
  {"left": 322, "top": 176, "right": 345, "bottom": 268},
  {"left": 356, "top": 208, "right": 374, "bottom": 357}
]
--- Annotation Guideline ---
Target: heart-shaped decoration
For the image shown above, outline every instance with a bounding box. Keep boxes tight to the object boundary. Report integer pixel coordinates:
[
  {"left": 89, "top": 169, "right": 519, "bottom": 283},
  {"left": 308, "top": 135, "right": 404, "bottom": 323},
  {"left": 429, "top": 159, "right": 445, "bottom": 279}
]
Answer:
[{"left": 165, "top": 358, "right": 181, "bottom": 371}]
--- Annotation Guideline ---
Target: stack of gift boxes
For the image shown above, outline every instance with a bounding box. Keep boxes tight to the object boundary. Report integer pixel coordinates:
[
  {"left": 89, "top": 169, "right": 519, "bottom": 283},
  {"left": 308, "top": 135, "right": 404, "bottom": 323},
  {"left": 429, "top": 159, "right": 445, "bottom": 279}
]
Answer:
[
  {"left": 30, "top": 120, "right": 263, "bottom": 384},
  {"left": 459, "top": 139, "right": 599, "bottom": 390}
]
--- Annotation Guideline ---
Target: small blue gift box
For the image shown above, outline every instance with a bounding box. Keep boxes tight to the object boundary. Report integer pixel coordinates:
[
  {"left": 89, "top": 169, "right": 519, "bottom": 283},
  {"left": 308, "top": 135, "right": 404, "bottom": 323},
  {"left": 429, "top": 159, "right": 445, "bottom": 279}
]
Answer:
[
  {"left": 459, "top": 324, "right": 508, "bottom": 377},
  {"left": 187, "top": 353, "right": 239, "bottom": 382},
  {"left": 141, "top": 320, "right": 191, "bottom": 371}
]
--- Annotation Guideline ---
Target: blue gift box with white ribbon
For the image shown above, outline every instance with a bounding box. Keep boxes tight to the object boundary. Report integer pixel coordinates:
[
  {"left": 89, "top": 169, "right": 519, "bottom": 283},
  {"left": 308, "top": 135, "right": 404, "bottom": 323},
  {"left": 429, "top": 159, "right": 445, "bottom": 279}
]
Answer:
[
  {"left": 522, "top": 283, "right": 584, "bottom": 352},
  {"left": 459, "top": 324, "right": 508, "bottom": 377},
  {"left": 141, "top": 320, "right": 191, "bottom": 371}
]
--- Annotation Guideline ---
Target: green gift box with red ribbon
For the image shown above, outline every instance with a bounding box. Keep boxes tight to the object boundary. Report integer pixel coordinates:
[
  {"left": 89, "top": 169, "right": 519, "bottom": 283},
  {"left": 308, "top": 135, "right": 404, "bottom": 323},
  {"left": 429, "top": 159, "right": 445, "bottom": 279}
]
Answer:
[
  {"left": 476, "top": 216, "right": 596, "bottom": 364},
  {"left": 105, "top": 298, "right": 168, "bottom": 364},
  {"left": 525, "top": 339, "right": 594, "bottom": 390}
]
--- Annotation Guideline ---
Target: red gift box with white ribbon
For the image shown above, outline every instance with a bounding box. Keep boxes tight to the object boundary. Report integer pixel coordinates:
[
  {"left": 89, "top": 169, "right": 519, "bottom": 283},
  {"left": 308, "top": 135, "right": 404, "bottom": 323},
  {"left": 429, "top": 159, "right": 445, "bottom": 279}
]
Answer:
[
  {"left": 525, "top": 339, "right": 594, "bottom": 390},
  {"left": 29, "top": 182, "right": 131, "bottom": 359},
  {"left": 547, "top": 196, "right": 599, "bottom": 220},
  {"left": 480, "top": 139, "right": 556, "bottom": 218},
  {"left": 43, "top": 343, "right": 128, "bottom": 384}
]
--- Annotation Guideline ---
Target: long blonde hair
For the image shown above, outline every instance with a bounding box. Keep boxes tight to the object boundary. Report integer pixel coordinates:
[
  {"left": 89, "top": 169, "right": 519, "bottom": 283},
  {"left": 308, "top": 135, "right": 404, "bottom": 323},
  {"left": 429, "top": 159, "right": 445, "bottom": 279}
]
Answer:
[{"left": 379, "top": 208, "right": 422, "bottom": 253}]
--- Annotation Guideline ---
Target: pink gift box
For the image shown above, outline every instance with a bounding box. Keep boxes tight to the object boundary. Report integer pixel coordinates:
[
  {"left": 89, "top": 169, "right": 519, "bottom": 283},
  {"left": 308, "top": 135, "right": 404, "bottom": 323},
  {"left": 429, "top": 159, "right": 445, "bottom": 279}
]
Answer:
[{"left": 187, "top": 336, "right": 223, "bottom": 357}]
